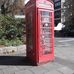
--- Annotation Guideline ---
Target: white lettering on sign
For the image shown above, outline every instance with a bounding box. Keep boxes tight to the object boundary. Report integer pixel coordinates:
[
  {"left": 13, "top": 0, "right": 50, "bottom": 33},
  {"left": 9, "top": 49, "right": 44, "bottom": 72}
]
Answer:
[{"left": 37, "top": 1, "right": 53, "bottom": 9}]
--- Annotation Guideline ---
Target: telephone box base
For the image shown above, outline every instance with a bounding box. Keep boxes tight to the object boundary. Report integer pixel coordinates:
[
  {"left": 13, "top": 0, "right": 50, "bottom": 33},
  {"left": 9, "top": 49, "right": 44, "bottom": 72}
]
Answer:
[{"left": 27, "top": 57, "right": 55, "bottom": 66}]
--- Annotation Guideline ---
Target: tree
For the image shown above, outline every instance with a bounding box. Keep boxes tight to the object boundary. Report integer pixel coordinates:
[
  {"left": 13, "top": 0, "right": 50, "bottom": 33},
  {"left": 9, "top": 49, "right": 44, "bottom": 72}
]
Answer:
[
  {"left": 1, "top": 0, "right": 11, "bottom": 15},
  {"left": 0, "top": 0, "right": 25, "bottom": 16}
]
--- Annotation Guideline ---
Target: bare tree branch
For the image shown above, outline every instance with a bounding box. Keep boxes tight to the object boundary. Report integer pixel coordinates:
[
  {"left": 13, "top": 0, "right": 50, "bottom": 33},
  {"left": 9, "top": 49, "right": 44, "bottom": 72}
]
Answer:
[{"left": 0, "top": 0, "right": 24, "bottom": 16}]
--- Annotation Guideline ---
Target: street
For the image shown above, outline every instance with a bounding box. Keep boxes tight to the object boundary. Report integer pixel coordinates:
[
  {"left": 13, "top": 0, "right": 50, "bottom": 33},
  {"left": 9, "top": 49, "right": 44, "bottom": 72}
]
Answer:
[
  {"left": 0, "top": 37, "right": 74, "bottom": 74},
  {"left": 55, "top": 37, "right": 74, "bottom": 71},
  {"left": 55, "top": 37, "right": 74, "bottom": 62}
]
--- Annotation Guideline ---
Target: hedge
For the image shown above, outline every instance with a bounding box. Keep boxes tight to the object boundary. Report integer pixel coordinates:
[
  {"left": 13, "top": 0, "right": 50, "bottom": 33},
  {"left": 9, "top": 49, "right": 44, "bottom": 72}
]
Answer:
[{"left": 0, "top": 15, "right": 25, "bottom": 46}]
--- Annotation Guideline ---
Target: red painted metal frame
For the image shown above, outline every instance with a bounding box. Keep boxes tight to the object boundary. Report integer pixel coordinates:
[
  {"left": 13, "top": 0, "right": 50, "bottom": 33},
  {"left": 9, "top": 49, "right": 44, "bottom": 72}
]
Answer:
[
  {"left": 37, "top": 8, "right": 54, "bottom": 63},
  {"left": 25, "top": 0, "right": 54, "bottom": 65}
]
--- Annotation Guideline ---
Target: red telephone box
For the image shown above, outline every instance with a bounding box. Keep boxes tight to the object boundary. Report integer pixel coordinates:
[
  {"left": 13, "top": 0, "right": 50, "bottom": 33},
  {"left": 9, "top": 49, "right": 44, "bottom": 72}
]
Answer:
[{"left": 25, "top": 0, "right": 54, "bottom": 65}]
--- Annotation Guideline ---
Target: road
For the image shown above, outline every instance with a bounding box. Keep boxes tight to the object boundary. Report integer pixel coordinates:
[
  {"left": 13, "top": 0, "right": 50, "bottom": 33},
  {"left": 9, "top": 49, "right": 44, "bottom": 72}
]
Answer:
[{"left": 55, "top": 37, "right": 74, "bottom": 61}]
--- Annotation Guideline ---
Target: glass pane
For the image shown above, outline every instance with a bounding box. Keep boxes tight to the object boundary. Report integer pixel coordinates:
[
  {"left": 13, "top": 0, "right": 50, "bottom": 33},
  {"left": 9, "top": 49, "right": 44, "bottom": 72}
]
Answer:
[
  {"left": 41, "top": 11, "right": 51, "bottom": 16},
  {"left": 40, "top": 11, "right": 52, "bottom": 55}
]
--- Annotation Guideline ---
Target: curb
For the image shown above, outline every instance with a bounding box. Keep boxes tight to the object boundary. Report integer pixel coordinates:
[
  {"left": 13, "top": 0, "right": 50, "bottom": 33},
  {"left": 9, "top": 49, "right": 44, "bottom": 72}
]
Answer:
[{"left": 0, "top": 45, "right": 26, "bottom": 55}]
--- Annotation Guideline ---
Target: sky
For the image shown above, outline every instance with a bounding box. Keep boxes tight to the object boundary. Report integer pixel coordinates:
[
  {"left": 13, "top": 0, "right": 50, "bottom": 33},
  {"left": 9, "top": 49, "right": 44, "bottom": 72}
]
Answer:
[{"left": 24, "top": 0, "right": 30, "bottom": 4}]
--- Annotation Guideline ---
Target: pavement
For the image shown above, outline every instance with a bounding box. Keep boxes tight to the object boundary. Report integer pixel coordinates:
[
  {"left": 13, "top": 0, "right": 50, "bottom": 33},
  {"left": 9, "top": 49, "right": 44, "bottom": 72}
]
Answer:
[{"left": 0, "top": 37, "right": 74, "bottom": 74}]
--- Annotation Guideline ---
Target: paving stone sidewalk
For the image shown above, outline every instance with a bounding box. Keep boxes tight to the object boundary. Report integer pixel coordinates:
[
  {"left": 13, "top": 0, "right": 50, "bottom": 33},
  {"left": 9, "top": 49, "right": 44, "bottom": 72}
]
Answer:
[{"left": 0, "top": 38, "right": 74, "bottom": 74}]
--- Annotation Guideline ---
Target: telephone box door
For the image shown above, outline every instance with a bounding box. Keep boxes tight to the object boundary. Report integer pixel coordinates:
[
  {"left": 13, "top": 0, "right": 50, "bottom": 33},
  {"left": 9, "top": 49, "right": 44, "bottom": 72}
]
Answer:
[{"left": 38, "top": 9, "right": 54, "bottom": 63}]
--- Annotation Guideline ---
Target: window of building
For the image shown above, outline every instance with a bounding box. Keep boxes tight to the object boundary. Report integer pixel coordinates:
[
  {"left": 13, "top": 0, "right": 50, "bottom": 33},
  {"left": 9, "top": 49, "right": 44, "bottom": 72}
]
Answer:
[
  {"left": 55, "top": 2, "right": 61, "bottom": 7},
  {"left": 54, "top": 0, "right": 60, "bottom": 2},
  {"left": 55, "top": 10, "right": 61, "bottom": 18}
]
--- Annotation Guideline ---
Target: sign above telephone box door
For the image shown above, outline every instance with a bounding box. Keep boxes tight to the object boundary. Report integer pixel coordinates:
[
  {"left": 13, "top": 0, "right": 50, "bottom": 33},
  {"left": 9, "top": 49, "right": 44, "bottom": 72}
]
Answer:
[{"left": 36, "top": 0, "right": 54, "bottom": 10}]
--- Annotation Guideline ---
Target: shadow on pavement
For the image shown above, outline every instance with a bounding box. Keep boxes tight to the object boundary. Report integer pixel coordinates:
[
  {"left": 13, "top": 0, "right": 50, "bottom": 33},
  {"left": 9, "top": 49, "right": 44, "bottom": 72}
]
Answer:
[
  {"left": 0, "top": 56, "right": 34, "bottom": 66},
  {"left": 55, "top": 56, "right": 74, "bottom": 70},
  {"left": 1, "top": 55, "right": 74, "bottom": 68}
]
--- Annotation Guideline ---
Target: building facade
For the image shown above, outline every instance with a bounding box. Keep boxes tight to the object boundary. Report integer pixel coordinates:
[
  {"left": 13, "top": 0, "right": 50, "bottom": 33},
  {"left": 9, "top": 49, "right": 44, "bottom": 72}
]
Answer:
[
  {"left": 54, "top": 0, "right": 65, "bottom": 26},
  {"left": 61, "top": 0, "right": 66, "bottom": 23},
  {"left": 64, "top": 0, "right": 74, "bottom": 23},
  {"left": 54, "top": 0, "right": 61, "bottom": 26}
]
